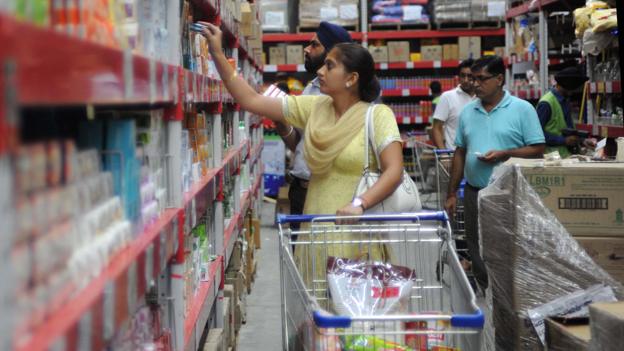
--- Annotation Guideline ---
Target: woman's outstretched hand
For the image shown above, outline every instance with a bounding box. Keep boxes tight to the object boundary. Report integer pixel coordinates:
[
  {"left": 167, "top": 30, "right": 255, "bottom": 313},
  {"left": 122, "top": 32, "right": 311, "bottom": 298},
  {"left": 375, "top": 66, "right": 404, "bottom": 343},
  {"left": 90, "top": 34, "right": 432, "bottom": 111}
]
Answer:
[{"left": 198, "top": 21, "right": 223, "bottom": 55}]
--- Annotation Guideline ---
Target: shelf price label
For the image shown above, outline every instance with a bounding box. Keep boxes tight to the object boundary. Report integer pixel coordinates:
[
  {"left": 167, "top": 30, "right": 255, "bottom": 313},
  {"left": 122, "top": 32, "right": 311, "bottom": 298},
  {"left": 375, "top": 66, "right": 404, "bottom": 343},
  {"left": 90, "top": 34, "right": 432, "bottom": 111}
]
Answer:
[
  {"left": 402, "top": 89, "right": 410, "bottom": 96},
  {"left": 380, "top": 63, "right": 388, "bottom": 70}
]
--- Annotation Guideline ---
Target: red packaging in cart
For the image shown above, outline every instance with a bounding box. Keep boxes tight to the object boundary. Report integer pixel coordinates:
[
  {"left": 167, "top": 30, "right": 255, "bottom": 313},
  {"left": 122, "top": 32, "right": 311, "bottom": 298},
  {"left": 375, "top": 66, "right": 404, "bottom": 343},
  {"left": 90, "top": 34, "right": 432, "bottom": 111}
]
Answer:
[{"left": 405, "top": 314, "right": 454, "bottom": 351}]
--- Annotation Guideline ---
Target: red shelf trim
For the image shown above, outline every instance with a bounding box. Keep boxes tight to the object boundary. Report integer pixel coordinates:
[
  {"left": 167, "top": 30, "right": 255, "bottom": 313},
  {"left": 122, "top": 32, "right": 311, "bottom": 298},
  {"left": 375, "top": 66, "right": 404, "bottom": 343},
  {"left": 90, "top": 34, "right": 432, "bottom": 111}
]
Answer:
[
  {"left": 17, "top": 208, "right": 181, "bottom": 351},
  {"left": 381, "top": 88, "right": 430, "bottom": 97},
  {"left": 183, "top": 256, "right": 223, "bottom": 347}
]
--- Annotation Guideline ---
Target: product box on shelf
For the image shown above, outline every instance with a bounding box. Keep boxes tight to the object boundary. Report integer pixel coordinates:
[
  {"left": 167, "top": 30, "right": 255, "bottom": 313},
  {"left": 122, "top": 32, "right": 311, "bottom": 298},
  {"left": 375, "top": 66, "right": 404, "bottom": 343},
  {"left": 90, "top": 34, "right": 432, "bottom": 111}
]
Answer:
[
  {"left": 589, "top": 302, "right": 624, "bottom": 351},
  {"left": 421, "top": 45, "right": 443, "bottom": 61},
  {"left": 545, "top": 318, "right": 590, "bottom": 351},
  {"left": 507, "top": 159, "right": 624, "bottom": 237},
  {"left": 576, "top": 237, "right": 624, "bottom": 284},
  {"left": 299, "top": 0, "right": 359, "bottom": 28},
  {"left": 458, "top": 36, "right": 481, "bottom": 60},
  {"left": 261, "top": 0, "right": 289, "bottom": 32},
  {"left": 204, "top": 327, "right": 225, "bottom": 351},
  {"left": 369, "top": 46, "right": 389, "bottom": 63},
  {"left": 252, "top": 217, "right": 261, "bottom": 249},
  {"left": 269, "top": 46, "right": 286, "bottom": 65},
  {"left": 223, "top": 286, "right": 236, "bottom": 347},
  {"left": 388, "top": 41, "right": 411, "bottom": 62},
  {"left": 443, "top": 44, "right": 459, "bottom": 60},
  {"left": 286, "top": 45, "right": 304, "bottom": 65}
]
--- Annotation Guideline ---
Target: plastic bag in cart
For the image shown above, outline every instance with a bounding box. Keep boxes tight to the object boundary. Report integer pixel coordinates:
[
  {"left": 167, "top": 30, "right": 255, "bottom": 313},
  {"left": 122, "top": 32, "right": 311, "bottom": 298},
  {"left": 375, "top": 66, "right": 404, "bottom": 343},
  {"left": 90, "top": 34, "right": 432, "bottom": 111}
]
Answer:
[{"left": 327, "top": 256, "right": 416, "bottom": 317}]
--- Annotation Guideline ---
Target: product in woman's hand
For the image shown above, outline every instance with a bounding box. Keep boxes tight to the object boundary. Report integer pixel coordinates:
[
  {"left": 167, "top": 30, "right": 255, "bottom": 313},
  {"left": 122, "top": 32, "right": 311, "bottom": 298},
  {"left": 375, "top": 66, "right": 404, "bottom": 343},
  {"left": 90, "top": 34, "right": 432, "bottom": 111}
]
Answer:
[{"left": 326, "top": 256, "right": 416, "bottom": 317}]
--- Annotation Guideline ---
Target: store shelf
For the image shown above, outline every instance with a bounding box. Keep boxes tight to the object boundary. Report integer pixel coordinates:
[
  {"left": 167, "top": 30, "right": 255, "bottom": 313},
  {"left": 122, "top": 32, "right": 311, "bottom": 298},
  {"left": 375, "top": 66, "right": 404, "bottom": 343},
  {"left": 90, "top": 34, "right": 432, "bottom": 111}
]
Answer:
[
  {"left": 589, "top": 81, "right": 621, "bottom": 94},
  {"left": 262, "top": 32, "right": 364, "bottom": 43},
  {"left": 17, "top": 208, "right": 182, "bottom": 351},
  {"left": 183, "top": 256, "right": 223, "bottom": 349},
  {"left": 263, "top": 64, "right": 306, "bottom": 73},
  {"left": 367, "top": 28, "right": 505, "bottom": 40},
  {"left": 396, "top": 116, "right": 430, "bottom": 124},
  {"left": 511, "top": 88, "right": 542, "bottom": 100},
  {"left": 505, "top": 55, "right": 582, "bottom": 66},
  {"left": 0, "top": 13, "right": 180, "bottom": 106},
  {"left": 250, "top": 140, "right": 264, "bottom": 167},
  {"left": 376, "top": 60, "right": 461, "bottom": 70},
  {"left": 506, "top": 0, "right": 560, "bottom": 19},
  {"left": 381, "top": 88, "right": 430, "bottom": 97}
]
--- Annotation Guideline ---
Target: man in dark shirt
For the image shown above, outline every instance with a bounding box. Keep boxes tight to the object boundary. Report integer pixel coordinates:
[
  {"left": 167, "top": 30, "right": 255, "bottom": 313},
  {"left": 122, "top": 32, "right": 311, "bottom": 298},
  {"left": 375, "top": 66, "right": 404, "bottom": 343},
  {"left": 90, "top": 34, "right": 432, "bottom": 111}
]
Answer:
[{"left": 536, "top": 67, "right": 591, "bottom": 157}]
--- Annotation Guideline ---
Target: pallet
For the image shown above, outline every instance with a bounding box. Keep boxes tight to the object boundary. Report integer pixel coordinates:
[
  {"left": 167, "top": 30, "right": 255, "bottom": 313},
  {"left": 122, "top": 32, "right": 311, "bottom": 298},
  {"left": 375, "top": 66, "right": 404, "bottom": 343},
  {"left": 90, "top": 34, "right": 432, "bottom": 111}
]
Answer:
[
  {"left": 296, "top": 23, "right": 359, "bottom": 33},
  {"left": 435, "top": 20, "right": 503, "bottom": 30},
  {"left": 369, "top": 22, "right": 432, "bottom": 31}
]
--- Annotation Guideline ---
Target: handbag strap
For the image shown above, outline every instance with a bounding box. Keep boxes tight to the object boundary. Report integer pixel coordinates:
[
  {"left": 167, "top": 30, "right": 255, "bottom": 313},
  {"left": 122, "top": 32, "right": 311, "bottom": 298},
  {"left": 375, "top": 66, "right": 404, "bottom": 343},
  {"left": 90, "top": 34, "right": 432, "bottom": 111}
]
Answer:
[{"left": 364, "top": 104, "right": 382, "bottom": 171}]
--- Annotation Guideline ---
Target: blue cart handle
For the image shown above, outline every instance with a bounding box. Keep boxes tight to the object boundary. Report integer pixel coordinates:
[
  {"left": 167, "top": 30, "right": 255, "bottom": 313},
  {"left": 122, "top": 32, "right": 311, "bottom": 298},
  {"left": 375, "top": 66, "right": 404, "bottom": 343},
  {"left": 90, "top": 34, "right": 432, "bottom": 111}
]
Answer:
[
  {"left": 313, "top": 309, "right": 484, "bottom": 329},
  {"left": 277, "top": 211, "right": 448, "bottom": 224},
  {"left": 451, "top": 310, "right": 485, "bottom": 328},
  {"left": 434, "top": 149, "right": 455, "bottom": 155}
]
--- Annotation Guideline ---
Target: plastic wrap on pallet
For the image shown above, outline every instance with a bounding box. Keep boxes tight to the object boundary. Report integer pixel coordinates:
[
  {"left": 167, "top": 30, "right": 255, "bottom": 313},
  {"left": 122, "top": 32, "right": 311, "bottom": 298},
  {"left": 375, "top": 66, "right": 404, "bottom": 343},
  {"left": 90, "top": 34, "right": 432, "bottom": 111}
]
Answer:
[
  {"left": 370, "top": 1, "right": 430, "bottom": 25},
  {"left": 299, "top": 0, "right": 359, "bottom": 28},
  {"left": 478, "top": 164, "right": 624, "bottom": 350},
  {"left": 433, "top": 0, "right": 503, "bottom": 24},
  {"left": 260, "top": 0, "right": 289, "bottom": 32},
  {"left": 589, "top": 302, "right": 624, "bottom": 351}
]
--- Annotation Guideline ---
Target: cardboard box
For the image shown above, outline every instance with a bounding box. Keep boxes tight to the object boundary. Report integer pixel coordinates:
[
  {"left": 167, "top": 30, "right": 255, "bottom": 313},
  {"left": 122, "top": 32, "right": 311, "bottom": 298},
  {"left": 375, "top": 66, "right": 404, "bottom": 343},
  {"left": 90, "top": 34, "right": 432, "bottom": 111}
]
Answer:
[
  {"left": 223, "top": 286, "right": 236, "bottom": 347},
  {"left": 576, "top": 237, "right": 624, "bottom": 283},
  {"left": 589, "top": 302, "right": 624, "bottom": 351},
  {"left": 545, "top": 318, "right": 590, "bottom": 351},
  {"left": 269, "top": 46, "right": 286, "bottom": 65},
  {"left": 421, "top": 45, "right": 443, "bottom": 61},
  {"left": 368, "top": 46, "right": 388, "bottom": 63},
  {"left": 387, "top": 41, "right": 410, "bottom": 62},
  {"left": 228, "top": 240, "right": 242, "bottom": 272},
  {"left": 286, "top": 45, "right": 303, "bottom": 65},
  {"left": 443, "top": 44, "right": 459, "bottom": 60},
  {"left": 510, "top": 160, "right": 624, "bottom": 236},
  {"left": 221, "top": 297, "right": 232, "bottom": 348},
  {"left": 494, "top": 46, "right": 506, "bottom": 57},
  {"left": 458, "top": 36, "right": 481, "bottom": 59},
  {"left": 252, "top": 218, "right": 261, "bottom": 249},
  {"left": 204, "top": 328, "right": 225, "bottom": 351},
  {"left": 225, "top": 270, "right": 245, "bottom": 304}
]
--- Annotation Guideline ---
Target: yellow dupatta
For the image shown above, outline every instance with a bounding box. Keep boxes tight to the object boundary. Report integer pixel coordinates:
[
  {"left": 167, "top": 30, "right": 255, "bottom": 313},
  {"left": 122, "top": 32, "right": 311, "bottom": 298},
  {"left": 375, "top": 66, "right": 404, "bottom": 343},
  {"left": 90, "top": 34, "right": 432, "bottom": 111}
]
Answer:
[{"left": 303, "top": 97, "right": 370, "bottom": 175}]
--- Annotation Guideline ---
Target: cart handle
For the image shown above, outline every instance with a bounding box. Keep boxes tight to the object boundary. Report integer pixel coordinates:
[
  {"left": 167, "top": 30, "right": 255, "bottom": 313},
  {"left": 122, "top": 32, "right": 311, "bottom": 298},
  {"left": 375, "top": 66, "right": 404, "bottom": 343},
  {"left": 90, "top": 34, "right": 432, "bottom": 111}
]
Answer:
[
  {"left": 277, "top": 211, "right": 448, "bottom": 224},
  {"left": 434, "top": 149, "right": 454, "bottom": 155},
  {"left": 312, "top": 310, "right": 484, "bottom": 328}
]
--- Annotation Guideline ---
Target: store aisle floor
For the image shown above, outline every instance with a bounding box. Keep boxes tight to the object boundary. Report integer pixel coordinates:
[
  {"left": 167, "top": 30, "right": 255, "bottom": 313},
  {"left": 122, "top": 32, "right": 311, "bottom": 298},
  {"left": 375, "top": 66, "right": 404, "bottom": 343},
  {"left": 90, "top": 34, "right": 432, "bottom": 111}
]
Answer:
[{"left": 238, "top": 201, "right": 283, "bottom": 350}]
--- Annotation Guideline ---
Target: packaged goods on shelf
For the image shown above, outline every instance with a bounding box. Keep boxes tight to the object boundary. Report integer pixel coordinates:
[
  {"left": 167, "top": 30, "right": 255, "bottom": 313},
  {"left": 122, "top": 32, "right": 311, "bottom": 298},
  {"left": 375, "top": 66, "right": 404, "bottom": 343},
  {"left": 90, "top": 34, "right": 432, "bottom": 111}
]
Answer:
[
  {"left": 434, "top": 0, "right": 504, "bottom": 25},
  {"left": 589, "top": 302, "right": 624, "bottom": 351},
  {"left": 299, "top": 0, "right": 359, "bottom": 28},
  {"left": 379, "top": 76, "right": 458, "bottom": 91},
  {"left": 479, "top": 163, "right": 624, "bottom": 350},
  {"left": 260, "top": 0, "right": 289, "bottom": 32},
  {"left": 10, "top": 141, "right": 135, "bottom": 344},
  {"left": 110, "top": 303, "right": 173, "bottom": 351},
  {"left": 370, "top": 0, "right": 429, "bottom": 25},
  {"left": 545, "top": 317, "right": 591, "bottom": 350}
]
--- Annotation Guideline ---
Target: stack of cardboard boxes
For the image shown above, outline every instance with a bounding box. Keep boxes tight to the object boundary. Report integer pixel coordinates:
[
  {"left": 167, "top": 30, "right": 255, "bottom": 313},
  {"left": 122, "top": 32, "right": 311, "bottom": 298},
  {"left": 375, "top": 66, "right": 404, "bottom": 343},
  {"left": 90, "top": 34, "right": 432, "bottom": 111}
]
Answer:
[
  {"left": 204, "top": 210, "right": 261, "bottom": 351},
  {"left": 239, "top": 1, "right": 263, "bottom": 64},
  {"left": 479, "top": 162, "right": 623, "bottom": 350},
  {"left": 367, "top": 38, "right": 484, "bottom": 63},
  {"left": 545, "top": 301, "right": 624, "bottom": 350}
]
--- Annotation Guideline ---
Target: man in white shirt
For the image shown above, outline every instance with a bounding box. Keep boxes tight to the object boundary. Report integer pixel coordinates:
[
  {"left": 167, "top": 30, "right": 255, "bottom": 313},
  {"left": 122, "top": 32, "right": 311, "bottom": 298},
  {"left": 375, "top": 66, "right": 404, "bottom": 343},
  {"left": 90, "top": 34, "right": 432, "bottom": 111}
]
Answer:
[{"left": 432, "top": 59, "right": 475, "bottom": 150}]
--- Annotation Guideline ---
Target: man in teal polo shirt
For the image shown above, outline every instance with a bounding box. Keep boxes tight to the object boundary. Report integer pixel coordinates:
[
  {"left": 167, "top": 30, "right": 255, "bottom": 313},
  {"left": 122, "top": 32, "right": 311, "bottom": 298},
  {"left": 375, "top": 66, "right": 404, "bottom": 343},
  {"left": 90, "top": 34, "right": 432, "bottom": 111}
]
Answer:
[{"left": 445, "top": 56, "right": 545, "bottom": 291}]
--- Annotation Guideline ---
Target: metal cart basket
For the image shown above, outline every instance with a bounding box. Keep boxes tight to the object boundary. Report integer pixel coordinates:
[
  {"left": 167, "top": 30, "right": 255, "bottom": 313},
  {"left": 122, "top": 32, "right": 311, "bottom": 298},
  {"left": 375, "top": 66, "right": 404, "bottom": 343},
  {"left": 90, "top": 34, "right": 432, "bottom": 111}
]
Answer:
[{"left": 276, "top": 212, "right": 484, "bottom": 351}]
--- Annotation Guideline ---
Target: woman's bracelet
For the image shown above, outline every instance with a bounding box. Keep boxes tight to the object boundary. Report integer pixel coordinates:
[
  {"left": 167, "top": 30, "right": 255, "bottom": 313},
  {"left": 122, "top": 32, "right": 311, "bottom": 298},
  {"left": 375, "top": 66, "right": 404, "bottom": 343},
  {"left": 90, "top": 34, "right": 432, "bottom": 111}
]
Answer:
[
  {"left": 223, "top": 70, "right": 237, "bottom": 84},
  {"left": 279, "top": 126, "right": 294, "bottom": 138}
]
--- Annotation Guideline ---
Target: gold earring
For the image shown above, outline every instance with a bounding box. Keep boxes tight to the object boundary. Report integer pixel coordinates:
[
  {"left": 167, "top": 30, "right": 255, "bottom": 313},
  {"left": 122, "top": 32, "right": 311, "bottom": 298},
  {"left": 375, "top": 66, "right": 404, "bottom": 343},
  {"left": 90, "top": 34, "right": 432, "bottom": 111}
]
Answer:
[{"left": 346, "top": 83, "right": 351, "bottom": 88}]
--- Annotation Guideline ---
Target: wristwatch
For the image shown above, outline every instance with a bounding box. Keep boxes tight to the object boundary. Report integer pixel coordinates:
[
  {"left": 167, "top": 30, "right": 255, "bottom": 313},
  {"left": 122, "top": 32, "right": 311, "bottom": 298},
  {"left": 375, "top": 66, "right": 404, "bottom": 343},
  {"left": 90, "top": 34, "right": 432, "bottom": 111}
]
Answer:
[{"left": 352, "top": 197, "right": 365, "bottom": 211}]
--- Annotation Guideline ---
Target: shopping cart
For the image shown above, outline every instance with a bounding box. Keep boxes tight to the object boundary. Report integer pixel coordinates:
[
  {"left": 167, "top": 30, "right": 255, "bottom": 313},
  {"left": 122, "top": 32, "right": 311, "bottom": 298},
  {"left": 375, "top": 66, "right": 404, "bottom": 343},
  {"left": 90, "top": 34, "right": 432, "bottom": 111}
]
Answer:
[{"left": 276, "top": 212, "right": 484, "bottom": 351}]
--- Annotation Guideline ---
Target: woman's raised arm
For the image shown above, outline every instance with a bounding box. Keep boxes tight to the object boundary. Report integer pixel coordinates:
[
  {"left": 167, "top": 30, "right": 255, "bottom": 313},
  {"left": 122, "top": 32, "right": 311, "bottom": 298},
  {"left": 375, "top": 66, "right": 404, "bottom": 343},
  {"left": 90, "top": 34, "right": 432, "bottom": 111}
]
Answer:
[{"left": 200, "top": 22, "right": 286, "bottom": 123}]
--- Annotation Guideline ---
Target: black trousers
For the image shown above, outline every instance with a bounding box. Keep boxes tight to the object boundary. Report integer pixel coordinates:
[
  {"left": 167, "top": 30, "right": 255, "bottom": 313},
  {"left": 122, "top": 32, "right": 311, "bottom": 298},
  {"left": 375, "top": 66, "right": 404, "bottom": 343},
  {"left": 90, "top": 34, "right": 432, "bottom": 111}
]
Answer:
[
  {"left": 464, "top": 183, "right": 489, "bottom": 289},
  {"left": 288, "top": 177, "right": 308, "bottom": 234}
]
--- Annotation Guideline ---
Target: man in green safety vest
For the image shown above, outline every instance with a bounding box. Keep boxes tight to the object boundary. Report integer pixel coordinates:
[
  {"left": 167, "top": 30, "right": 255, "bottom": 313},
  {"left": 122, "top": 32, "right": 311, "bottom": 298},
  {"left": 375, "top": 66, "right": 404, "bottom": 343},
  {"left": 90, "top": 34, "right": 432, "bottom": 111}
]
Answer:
[{"left": 536, "top": 67, "right": 590, "bottom": 158}]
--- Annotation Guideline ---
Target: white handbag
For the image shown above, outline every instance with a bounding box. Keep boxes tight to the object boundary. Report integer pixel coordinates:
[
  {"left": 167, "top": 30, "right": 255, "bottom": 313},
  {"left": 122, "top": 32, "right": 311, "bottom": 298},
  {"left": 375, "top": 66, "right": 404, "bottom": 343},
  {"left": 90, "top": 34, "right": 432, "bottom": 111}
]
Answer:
[{"left": 354, "top": 104, "right": 422, "bottom": 213}]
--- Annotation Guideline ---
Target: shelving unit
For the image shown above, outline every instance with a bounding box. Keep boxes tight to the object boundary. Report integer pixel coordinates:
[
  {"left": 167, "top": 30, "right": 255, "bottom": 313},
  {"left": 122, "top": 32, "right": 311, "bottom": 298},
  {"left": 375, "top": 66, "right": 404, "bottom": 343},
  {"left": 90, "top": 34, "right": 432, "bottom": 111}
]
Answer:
[{"left": 1, "top": 1, "right": 264, "bottom": 351}]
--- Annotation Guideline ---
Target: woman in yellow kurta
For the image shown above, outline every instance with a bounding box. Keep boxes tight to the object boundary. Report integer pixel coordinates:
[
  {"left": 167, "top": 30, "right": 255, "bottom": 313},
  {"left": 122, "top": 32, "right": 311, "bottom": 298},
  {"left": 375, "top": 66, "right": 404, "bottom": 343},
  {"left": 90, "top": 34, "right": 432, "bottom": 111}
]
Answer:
[{"left": 199, "top": 23, "right": 405, "bottom": 283}]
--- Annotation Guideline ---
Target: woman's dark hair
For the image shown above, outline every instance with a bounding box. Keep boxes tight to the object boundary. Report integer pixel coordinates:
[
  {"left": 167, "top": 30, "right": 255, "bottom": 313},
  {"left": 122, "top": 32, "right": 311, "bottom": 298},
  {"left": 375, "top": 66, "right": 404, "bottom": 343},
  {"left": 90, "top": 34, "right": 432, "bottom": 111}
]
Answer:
[{"left": 332, "top": 43, "right": 380, "bottom": 102}]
